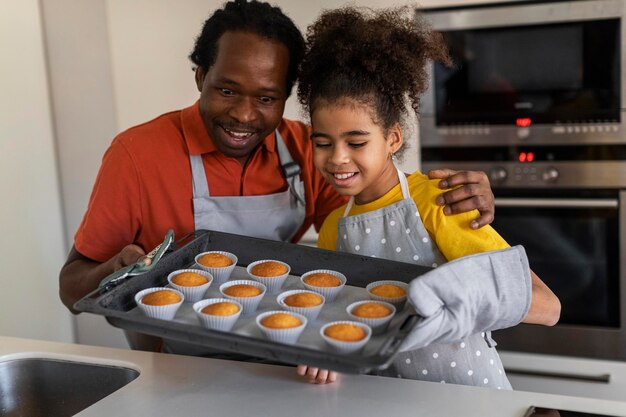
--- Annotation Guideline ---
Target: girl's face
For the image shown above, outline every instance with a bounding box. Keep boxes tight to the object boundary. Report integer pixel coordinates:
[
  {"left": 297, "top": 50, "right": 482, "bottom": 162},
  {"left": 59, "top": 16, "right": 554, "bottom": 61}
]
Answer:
[{"left": 311, "top": 100, "right": 403, "bottom": 205}]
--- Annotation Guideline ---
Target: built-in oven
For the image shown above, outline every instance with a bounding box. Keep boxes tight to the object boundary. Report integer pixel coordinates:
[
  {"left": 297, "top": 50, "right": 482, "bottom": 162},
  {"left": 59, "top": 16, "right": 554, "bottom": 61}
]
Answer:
[{"left": 419, "top": 0, "right": 626, "bottom": 362}]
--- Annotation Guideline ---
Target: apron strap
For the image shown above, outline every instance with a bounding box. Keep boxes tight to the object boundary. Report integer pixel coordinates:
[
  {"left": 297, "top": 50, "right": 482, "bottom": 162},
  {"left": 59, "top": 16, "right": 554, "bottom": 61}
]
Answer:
[
  {"left": 190, "top": 154, "right": 210, "bottom": 198},
  {"left": 275, "top": 131, "right": 306, "bottom": 206},
  {"left": 341, "top": 162, "right": 410, "bottom": 218}
]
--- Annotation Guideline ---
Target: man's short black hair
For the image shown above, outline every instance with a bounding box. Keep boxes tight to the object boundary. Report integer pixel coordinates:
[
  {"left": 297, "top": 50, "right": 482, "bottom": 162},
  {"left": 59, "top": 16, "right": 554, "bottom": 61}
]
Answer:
[{"left": 190, "top": 0, "right": 304, "bottom": 97}]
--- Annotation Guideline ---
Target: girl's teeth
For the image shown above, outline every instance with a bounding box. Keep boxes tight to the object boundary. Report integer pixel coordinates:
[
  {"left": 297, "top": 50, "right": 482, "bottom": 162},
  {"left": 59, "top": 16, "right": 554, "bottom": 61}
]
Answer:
[{"left": 334, "top": 172, "right": 355, "bottom": 180}]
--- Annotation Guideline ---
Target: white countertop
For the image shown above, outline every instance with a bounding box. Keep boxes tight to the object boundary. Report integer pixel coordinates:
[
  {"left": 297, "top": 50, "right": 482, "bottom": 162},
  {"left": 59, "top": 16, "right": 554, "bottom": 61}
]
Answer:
[{"left": 1, "top": 336, "right": 625, "bottom": 417}]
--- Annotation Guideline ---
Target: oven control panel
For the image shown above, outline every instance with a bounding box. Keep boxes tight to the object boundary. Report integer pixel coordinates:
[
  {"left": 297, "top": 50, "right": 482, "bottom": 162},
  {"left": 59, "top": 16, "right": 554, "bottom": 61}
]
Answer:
[
  {"left": 488, "top": 166, "right": 560, "bottom": 185},
  {"left": 421, "top": 161, "right": 626, "bottom": 189}
]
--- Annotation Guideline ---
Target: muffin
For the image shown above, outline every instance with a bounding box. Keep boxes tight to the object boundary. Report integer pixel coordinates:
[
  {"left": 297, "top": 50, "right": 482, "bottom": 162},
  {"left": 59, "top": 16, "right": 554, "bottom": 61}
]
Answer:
[
  {"left": 284, "top": 292, "right": 323, "bottom": 308},
  {"left": 194, "top": 298, "right": 243, "bottom": 331},
  {"left": 303, "top": 273, "right": 341, "bottom": 287},
  {"left": 277, "top": 290, "right": 326, "bottom": 322},
  {"left": 300, "top": 269, "right": 346, "bottom": 302},
  {"left": 141, "top": 289, "right": 181, "bottom": 305},
  {"left": 347, "top": 300, "right": 396, "bottom": 335},
  {"left": 247, "top": 260, "right": 291, "bottom": 294},
  {"left": 135, "top": 287, "right": 184, "bottom": 320},
  {"left": 223, "top": 284, "right": 262, "bottom": 297},
  {"left": 352, "top": 302, "right": 392, "bottom": 318},
  {"left": 219, "top": 280, "right": 266, "bottom": 314},
  {"left": 167, "top": 269, "right": 213, "bottom": 303},
  {"left": 320, "top": 321, "right": 372, "bottom": 353},
  {"left": 202, "top": 301, "right": 240, "bottom": 316},
  {"left": 171, "top": 271, "right": 209, "bottom": 286},
  {"left": 194, "top": 251, "right": 238, "bottom": 284},
  {"left": 197, "top": 252, "right": 234, "bottom": 267},
  {"left": 370, "top": 284, "right": 406, "bottom": 298},
  {"left": 366, "top": 280, "right": 409, "bottom": 309},
  {"left": 260, "top": 312, "right": 303, "bottom": 329},
  {"left": 256, "top": 310, "right": 307, "bottom": 344},
  {"left": 324, "top": 323, "right": 367, "bottom": 342},
  {"left": 250, "top": 261, "right": 289, "bottom": 277}
]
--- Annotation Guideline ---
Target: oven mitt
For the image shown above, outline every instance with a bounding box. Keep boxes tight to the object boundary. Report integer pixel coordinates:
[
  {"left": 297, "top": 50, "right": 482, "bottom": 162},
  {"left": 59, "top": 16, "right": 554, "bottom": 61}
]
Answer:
[{"left": 399, "top": 245, "right": 532, "bottom": 352}]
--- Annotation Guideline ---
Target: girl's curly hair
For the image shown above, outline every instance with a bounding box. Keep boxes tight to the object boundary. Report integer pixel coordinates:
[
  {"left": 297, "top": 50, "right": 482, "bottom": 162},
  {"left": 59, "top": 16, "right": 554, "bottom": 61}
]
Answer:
[{"left": 297, "top": 6, "right": 451, "bottom": 131}]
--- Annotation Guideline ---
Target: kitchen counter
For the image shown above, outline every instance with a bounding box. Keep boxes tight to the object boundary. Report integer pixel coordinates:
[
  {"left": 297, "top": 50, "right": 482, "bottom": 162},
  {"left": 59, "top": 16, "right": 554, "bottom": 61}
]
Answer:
[{"left": 1, "top": 336, "right": 625, "bottom": 417}]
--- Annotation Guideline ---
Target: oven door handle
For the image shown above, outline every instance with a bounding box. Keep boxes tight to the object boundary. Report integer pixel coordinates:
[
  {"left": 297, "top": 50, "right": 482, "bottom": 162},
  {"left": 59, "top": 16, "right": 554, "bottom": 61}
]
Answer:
[{"left": 495, "top": 198, "right": 619, "bottom": 209}]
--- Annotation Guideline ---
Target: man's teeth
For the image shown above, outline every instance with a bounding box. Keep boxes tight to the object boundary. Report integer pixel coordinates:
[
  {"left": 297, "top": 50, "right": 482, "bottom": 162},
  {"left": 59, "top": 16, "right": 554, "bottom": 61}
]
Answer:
[
  {"left": 225, "top": 129, "right": 253, "bottom": 138},
  {"left": 334, "top": 172, "right": 356, "bottom": 180}
]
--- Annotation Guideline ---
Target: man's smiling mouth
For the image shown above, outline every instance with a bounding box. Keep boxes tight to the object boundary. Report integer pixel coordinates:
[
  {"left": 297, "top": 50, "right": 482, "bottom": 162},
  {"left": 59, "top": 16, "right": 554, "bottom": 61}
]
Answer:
[{"left": 223, "top": 127, "right": 255, "bottom": 140}]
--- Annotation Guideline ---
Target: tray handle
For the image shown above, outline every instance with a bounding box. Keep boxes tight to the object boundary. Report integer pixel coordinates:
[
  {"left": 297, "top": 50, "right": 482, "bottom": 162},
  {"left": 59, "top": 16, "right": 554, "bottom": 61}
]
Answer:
[{"left": 378, "top": 314, "right": 421, "bottom": 356}]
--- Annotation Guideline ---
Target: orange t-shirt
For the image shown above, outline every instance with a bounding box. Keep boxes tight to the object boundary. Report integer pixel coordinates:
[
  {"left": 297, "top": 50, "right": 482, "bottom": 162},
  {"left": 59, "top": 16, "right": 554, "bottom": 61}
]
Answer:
[{"left": 74, "top": 101, "right": 345, "bottom": 262}]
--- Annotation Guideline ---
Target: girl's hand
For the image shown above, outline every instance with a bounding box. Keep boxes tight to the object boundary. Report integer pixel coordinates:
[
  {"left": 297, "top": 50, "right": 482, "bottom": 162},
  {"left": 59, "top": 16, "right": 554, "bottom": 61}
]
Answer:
[
  {"left": 428, "top": 169, "right": 495, "bottom": 229},
  {"left": 296, "top": 365, "right": 338, "bottom": 384}
]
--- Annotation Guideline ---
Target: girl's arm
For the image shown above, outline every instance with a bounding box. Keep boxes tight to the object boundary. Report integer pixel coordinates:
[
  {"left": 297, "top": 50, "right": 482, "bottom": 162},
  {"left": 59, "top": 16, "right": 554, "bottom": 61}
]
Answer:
[{"left": 524, "top": 271, "right": 561, "bottom": 326}]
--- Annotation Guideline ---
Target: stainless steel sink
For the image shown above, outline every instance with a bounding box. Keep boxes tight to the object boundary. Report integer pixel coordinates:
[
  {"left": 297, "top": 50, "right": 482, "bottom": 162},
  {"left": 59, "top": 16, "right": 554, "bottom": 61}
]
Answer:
[{"left": 0, "top": 357, "right": 139, "bottom": 417}]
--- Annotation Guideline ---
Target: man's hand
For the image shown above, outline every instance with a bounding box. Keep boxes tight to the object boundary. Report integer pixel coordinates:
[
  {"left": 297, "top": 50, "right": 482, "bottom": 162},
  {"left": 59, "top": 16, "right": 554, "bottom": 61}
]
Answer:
[
  {"left": 428, "top": 169, "right": 495, "bottom": 229},
  {"left": 296, "top": 365, "right": 338, "bottom": 384},
  {"left": 60, "top": 244, "right": 148, "bottom": 313},
  {"left": 112, "top": 244, "right": 150, "bottom": 270}
]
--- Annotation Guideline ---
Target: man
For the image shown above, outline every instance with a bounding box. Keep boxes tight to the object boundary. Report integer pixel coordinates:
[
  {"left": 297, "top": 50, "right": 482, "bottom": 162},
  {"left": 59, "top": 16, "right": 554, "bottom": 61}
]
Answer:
[{"left": 59, "top": 0, "right": 495, "bottom": 351}]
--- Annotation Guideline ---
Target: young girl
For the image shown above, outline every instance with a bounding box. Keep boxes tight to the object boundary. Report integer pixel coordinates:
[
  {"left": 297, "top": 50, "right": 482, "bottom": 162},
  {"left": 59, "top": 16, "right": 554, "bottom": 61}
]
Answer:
[{"left": 295, "top": 6, "right": 560, "bottom": 387}]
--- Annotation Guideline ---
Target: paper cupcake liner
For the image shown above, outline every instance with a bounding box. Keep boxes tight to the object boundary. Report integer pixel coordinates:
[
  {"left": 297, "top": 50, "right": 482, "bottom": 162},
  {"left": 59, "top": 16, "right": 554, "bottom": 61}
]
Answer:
[
  {"left": 167, "top": 269, "right": 213, "bottom": 303},
  {"left": 194, "top": 251, "right": 238, "bottom": 285},
  {"left": 300, "top": 269, "right": 347, "bottom": 302},
  {"left": 256, "top": 310, "right": 307, "bottom": 345},
  {"left": 193, "top": 298, "right": 242, "bottom": 331},
  {"left": 366, "top": 280, "right": 409, "bottom": 310},
  {"left": 320, "top": 321, "right": 372, "bottom": 354},
  {"left": 246, "top": 260, "right": 291, "bottom": 294},
  {"left": 134, "top": 287, "right": 184, "bottom": 320},
  {"left": 219, "top": 279, "right": 266, "bottom": 314},
  {"left": 276, "top": 290, "right": 325, "bottom": 322},
  {"left": 346, "top": 300, "right": 396, "bottom": 335}
]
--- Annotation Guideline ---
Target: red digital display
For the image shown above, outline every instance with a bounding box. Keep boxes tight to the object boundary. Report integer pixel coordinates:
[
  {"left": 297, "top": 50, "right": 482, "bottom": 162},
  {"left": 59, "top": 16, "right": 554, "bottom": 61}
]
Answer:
[
  {"left": 516, "top": 117, "right": 532, "bottom": 127},
  {"left": 518, "top": 152, "right": 535, "bottom": 162}
]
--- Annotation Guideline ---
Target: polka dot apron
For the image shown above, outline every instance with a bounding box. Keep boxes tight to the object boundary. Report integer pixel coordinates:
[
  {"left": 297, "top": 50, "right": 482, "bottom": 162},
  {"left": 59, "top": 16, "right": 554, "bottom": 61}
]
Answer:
[{"left": 336, "top": 165, "right": 511, "bottom": 390}]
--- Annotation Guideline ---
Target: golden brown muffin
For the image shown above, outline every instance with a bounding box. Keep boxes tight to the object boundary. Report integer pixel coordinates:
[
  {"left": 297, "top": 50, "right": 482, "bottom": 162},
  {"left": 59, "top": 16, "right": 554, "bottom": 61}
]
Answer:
[
  {"left": 141, "top": 289, "right": 182, "bottom": 306},
  {"left": 283, "top": 292, "right": 323, "bottom": 308},
  {"left": 303, "top": 273, "right": 341, "bottom": 287},
  {"left": 352, "top": 302, "right": 392, "bottom": 318},
  {"left": 370, "top": 284, "right": 406, "bottom": 298},
  {"left": 261, "top": 313, "right": 302, "bottom": 329},
  {"left": 223, "top": 284, "right": 262, "bottom": 298},
  {"left": 201, "top": 302, "right": 240, "bottom": 316},
  {"left": 198, "top": 253, "right": 234, "bottom": 268},
  {"left": 324, "top": 323, "right": 366, "bottom": 342},
  {"left": 171, "top": 271, "right": 209, "bottom": 286},
  {"left": 251, "top": 261, "right": 288, "bottom": 277}
]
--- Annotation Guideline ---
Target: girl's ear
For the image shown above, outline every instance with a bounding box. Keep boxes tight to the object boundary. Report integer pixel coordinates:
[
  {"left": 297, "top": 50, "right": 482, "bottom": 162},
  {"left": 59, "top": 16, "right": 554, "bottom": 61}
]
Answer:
[{"left": 387, "top": 122, "right": 404, "bottom": 154}]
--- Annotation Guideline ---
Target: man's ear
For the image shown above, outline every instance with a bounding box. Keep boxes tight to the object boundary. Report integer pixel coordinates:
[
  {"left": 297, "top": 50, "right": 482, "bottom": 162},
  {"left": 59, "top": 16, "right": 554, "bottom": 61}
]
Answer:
[
  {"left": 388, "top": 122, "right": 404, "bottom": 154},
  {"left": 195, "top": 67, "right": 206, "bottom": 92}
]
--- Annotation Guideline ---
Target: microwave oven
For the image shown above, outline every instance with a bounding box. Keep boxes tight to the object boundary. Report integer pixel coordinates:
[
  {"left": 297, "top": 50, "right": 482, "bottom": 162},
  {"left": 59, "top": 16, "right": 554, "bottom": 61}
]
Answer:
[{"left": 419, "top": 0, "right": 626, "bottom": 148}]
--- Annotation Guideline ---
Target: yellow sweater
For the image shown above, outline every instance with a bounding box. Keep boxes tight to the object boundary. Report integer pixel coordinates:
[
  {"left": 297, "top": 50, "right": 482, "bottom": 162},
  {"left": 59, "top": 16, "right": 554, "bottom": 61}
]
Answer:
[{"left": 317, "top": 171, "right": 510, "bottom": 261}]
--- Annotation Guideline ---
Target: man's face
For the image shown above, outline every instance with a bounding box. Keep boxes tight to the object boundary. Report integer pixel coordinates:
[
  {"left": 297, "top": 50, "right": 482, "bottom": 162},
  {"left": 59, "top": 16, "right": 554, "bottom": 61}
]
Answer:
[{"left": 195, "top": 31, "right": 289, "bottom": 164}]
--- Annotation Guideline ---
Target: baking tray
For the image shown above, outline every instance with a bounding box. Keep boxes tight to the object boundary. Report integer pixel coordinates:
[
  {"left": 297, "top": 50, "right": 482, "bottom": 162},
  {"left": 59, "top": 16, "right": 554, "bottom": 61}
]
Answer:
[{"left": 75, "top": 230, "right": 432, "bottom": 374}]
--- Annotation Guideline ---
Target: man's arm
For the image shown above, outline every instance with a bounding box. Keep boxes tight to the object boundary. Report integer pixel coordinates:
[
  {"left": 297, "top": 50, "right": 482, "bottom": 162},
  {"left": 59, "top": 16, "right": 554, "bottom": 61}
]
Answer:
[
  {"left": 59, "top": 244, "right": 147, "bottom": 314},
  {"left": 428, "top": 169, "right": 494, "bottom": 229}
]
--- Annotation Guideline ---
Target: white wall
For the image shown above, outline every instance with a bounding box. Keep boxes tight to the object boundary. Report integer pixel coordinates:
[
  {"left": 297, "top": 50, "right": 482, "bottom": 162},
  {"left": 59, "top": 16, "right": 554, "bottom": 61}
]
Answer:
[{"left": 0, "top": 0, "right": 74, "bottom": 342}]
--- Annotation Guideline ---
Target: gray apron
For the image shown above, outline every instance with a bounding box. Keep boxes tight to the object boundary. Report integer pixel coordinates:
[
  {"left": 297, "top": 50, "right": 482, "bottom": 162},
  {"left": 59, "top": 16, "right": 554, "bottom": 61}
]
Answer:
[
  {"left": 337, "top": 165, "right": 512, "bottom": 389},
  {"left": 190, "top": 130, "right": 306, "bottom": 242},
  {"left": 163, "top": 130, "right": 306, "bottom": 357}
]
